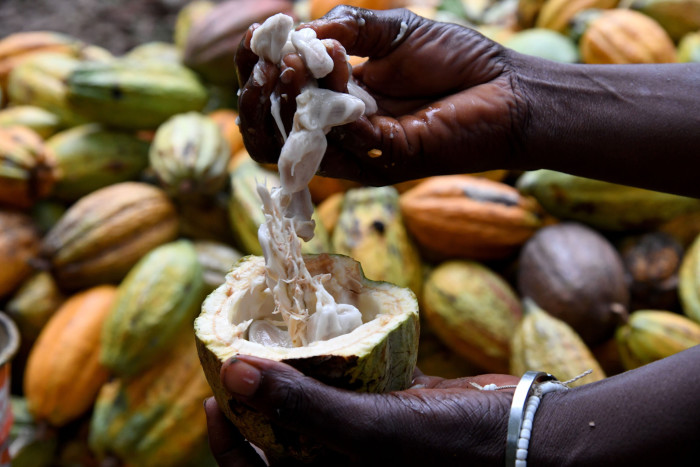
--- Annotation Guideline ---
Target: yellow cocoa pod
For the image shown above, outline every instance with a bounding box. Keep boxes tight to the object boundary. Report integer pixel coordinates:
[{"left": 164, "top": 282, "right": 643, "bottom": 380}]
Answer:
[
  {"left": 24, "top": 285, "right": 117, "bottom": 427},
  {"left": 422, "top": 260, "right": 523, "bottom": 373},
  {"left": 535, "top": 0, "right": 619, "bottom": 33},
  {"left": 679, "top": 233, "right": 700, "bottom": 322},
  {"left": 0, "top": 106, "right": 61, "bottom": 138},
  {"left": 615, "top": 310, "right": 700, "bottom": 370},
  {"left": 510, "top": 299, "right": 606, "bottom": 386}
]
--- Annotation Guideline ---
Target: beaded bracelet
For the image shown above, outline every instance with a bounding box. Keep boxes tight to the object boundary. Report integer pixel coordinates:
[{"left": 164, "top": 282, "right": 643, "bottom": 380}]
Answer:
[{"left": 505, "top": 371, "right": 563, "bottom": 467}]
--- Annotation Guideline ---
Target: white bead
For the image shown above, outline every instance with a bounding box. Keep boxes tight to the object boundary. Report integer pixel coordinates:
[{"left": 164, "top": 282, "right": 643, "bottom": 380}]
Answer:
[
  {"left": 516, "top": 448, "right": 528, "bottom": 460},
  {"left": 483, "top": 383, "right": 498, "bottom": 391},
  {"left": 525, "top": 407, "right": 537, "bottom": 419},
  {"left": 516, "top": 460, "right": 527, "bottom": 467},
  {"left": 520, "top": 428, "right": 531, "bottom": 440},
  {"left": 523, "top": 419, "right": 533, "bottom": 431},
  {"left": 518, "top": 438, "right": 529, "bottom": 450}
]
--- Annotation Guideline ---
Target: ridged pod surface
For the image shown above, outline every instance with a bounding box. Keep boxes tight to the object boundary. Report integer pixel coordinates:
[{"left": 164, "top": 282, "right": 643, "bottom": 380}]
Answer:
[
  {"left": 517, "top": 222, "right": 629, "bottom": 346},
  {"left": 149, "top": 111, "right": 230, "bottom": 198},
  {"left": 100, "top": 240, "right": 206, "bottom": 377},
  {"left": 510, "top": 300, "right": 606, "bottom": 386},
  {"left": 66, "top": 59, "right": 208, "bottom": 129},
  {"left": 517, "top": 170, "right": 700, "bottom": 231},
  {"left": 0, "top": 31, "right": 83, "bottom": 97},
  {"left": 182, "top": 0, "right": 295, "bottom": 85},
  {"left": 40, "top": 182, "right": 179, "bottom": 290},
  {"left": 0, "top": 105, "right": 61, "bottom": 138},
  {"left": 193, "top": 239, "right": 242, "bottom": 292},
  {"left": 535, "top": 0, "right": 619, "bottom": 32},
  {"left": 332, "top": 186, "right": 423, "bottom": 298},
  {"left": 0, "top": 210, "right": 40, "bottom": 298},
  {"left": 228, "top": 157, "right": 330, "bottom": 255},
  {"left": 195, "top": 254, "right": 419, "bottom": 463},
  {"left": 679, "top": 233, "right": 700, "bottom": 322},
  {"left": 616, "top": 310, "right": 700, "bottom": 370},
  {"left": 90, "top": 331, "right": 215, "bottom": 467},
  {"left": 23, "top": 285, "right": 117, "bottom": 427},
  {"left": 422, "top": 260, "right": 522, "bottom": 373},
  {"left": 0, "top": 125, "right": 57, "bottom": 209},
  {"left": 580, "top": 8, "right": 677, "bottom": 64},
  {"left": 6, "top": 52, "right": 88, "bottom": 127},
  {"left": 400, "top": 175, "right": 545, "bottom": 261},
  {"left": 47, "top": 123, "right": 150, "bottom": 201}
]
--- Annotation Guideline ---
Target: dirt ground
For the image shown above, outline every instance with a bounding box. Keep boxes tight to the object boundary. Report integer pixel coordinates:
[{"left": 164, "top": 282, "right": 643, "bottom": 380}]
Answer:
[{"left": 0, "top": 0, "right": 208, "bottom": 54}]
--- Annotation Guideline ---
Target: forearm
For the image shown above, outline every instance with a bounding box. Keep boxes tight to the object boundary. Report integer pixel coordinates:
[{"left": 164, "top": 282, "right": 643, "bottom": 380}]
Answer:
[
  {"left": 514, "top": 54, "right": 700, "bottom": 197},
  {"left": 529, "top": 345, "right": 700, "bottom": 466}
]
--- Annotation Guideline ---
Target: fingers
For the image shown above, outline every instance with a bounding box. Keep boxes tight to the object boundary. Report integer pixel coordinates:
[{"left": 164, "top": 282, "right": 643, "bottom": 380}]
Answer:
[
  {"left": 237, "top": 59, "right": 283, "bottom": 163},
  {"left": 235, "top": 25, "right": 261, "bottom": 89},
  {"left": 204, "top": 397, "right": 267, "bottom": 467},
  {"left": 307, "top": 6, "right": 422, "bottom": 59}
]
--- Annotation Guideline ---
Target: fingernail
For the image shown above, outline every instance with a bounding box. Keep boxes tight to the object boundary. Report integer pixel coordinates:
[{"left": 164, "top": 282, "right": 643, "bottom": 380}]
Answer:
[{"left": 222, "top": 357, "right": 261, "bottom": 397}]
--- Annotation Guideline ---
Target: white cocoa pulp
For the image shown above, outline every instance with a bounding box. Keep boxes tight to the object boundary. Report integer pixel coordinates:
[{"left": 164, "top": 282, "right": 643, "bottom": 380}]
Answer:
[{"left": 247, "top": 13, "right": 376, "bottom": 347}]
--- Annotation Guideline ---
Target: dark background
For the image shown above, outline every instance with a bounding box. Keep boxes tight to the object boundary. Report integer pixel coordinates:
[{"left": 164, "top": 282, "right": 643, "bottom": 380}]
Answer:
[{"left": 0, "top": 0, "right": 204, "bottom": 54}]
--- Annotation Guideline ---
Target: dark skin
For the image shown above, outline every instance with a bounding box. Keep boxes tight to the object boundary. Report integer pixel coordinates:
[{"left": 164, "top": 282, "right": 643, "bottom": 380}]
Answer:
[{"left": 208, "top": 5, "right": 700, "bottom": 466}]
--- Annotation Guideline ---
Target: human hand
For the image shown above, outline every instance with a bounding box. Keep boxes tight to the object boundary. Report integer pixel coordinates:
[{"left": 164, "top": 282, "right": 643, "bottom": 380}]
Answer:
[
  {"left": 235, "top": 6, "right": 530, "bottom": 186},
  {"left": 204, "top": 355, "right": 517, "bottom": 466}
]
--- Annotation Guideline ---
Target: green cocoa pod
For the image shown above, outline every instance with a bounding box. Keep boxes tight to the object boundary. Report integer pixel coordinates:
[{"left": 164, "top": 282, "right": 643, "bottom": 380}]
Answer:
[
  {"left": 149, "top": 112, "right": 230, "bottom": 198},
  {"left": 332, "top": 186, "right": 423, "bottom": 298},
  {"left": 125, "top": 41, "right": 181, "bottom": 64},
  {"left": 228, "top": 157, "right": 330, "bottom": 255},
  {"left": 90, "top": 331, "right": 216, "bottom": 467},
  {"left": 679, "top": 233, "right": 700, "bottom": 322},
  {"left": 504, "top": 28, "right": 580, "bottom": 62},
  {"left": 616, "top": 309, "right": 700, "bottom": 370},
  {"left": 100, "top": 239, "right": 206, "bottom": 377},
  {"left": 6, "top": 52, "right": 89, "bottom": 127},
  {"left": 511, "top": 299, "right": 606, "bottom": 386},
  {"left": 517, "top": 169, "right": 700, "bottom": 231},
  {"left": 66, "top": 59, "right": 208, "bottom": 130},
  {"left": 0, "top": 105, "right": 61, "bottom": 138},
  {"left": 47, "top": 123, "right": 150, "bottom": 201},
  {"left": 422, "top": 260, "right": 523, "bottom": 373}
]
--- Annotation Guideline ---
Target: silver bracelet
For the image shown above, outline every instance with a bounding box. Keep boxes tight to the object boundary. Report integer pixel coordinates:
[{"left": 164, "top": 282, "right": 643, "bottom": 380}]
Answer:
[{"left": 505, "top": 371, "right": 559, "bottom": 467}]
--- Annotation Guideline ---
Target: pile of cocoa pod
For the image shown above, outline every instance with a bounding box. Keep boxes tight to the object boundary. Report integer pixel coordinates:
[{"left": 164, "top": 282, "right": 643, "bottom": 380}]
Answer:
[{"left": 1, "top": 0, "right": 699, "bottom": 465}]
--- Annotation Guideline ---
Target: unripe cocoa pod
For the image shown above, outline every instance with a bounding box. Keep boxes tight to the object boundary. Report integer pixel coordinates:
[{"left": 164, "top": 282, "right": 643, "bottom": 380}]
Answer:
[
  {"left": 517, "top": 170, "right": 700, "bottom": 231},
  {"left": 149, "top": 111, "right": 230, "bottom": 198},
  {"left": 100, "top": 240, "right": 206, "bottom": 377},
  {"left": 422, "top": 260, "right": 523, "bottom": 373},
  {"left": 616, "top": 310, "right": 700, "bottom": 370},
  {"left": 0, "top": 125, "right": 57, "bottom": 209},
  {"left": 125, "top": 41, "right": 181, "bottom": 64},
  {"left": 47, "top": 123, "right": 150, "bottom": 201},
  {"left": 511, "top": 299, "right": 606, "bottom": 386},
  {"left": 6, "top": 271, "right": 66, "bottom": 347},
  {"left": 0, "top": 210, "right": 41, "bottom": 298},
  {"left": 40, "top": 182, "right": 179, "bottom": 291},
  {"left": 66, "top": 59, "right": 208, "bottom": 130},
  {"left": 517, "top": 222, "right": 629, "bottom": 346}
]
